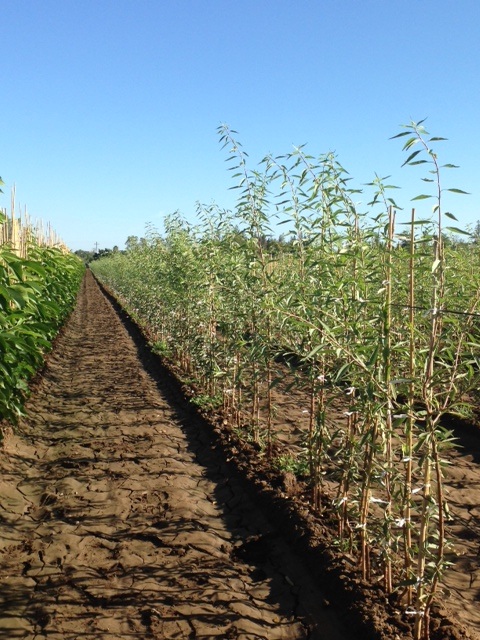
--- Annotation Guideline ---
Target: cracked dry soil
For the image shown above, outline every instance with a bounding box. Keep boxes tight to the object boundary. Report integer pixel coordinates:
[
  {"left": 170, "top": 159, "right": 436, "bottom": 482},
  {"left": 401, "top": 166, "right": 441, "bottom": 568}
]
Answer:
[{"left": 0, "top": 271, "right": 350, "bottom": 640}]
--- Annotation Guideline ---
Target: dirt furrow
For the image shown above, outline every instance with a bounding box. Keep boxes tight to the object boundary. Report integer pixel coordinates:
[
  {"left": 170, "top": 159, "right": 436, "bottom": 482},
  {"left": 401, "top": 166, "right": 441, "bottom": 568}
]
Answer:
[{"left": 0, "top": 271, "right": 349, "bottom": 640}]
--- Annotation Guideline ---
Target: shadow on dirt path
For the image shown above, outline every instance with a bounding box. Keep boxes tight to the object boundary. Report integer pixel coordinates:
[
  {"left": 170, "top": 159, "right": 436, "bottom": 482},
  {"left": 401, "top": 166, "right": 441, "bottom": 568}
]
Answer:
[{"left": 0, "top": 270, "right": 351, "bottom": 640}]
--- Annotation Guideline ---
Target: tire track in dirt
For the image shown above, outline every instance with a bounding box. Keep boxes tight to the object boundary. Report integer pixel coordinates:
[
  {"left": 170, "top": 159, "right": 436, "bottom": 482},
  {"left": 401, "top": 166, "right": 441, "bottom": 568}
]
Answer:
[{"left": 0, "top": 271, "right": 350, "bottom": 640}]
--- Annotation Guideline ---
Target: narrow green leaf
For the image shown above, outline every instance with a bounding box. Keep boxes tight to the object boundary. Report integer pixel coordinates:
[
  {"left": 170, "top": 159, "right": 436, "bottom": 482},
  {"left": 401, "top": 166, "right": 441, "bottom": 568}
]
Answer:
[
  {"left": 367, "top": 344, "right": 379, "bottom": 368},
  {"left": 399, "top": 219, "right": 433, "bottom": 225},
  {"left": 387, "top": 197, "right": 401, "bottom": 208},
  {"left": 401, "top": 149, "right": 422, "bottom": 167},
  {"left": 389, "top": 131, "right": 411, "bottom": 140},
  {"left": 411, "top": 194, "right": 433, "bottom": 201},
  {"left": 444, "top": 212, "right": 458, "bottom": 221},
  {"left": 333, "top": 362, "right": 351, "bottom": 383},
  {"left": 446, "top": 226, "right": 471, "bottom": 236},
  {"left": 403, "top": 137, "right": 419, "bottom": 151},
  {"left": 304, "top": 344, "right": 323, "bottom": 360},
  {"left": 446, "top": 188, "right": 470, "bottom": 195}
]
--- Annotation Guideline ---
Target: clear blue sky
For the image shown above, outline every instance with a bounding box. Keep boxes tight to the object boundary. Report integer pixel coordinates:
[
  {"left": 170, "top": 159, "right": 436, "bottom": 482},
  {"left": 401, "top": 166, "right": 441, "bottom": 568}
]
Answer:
[{"left": 1, "top": 0, "right": 479, "bottom": 251}]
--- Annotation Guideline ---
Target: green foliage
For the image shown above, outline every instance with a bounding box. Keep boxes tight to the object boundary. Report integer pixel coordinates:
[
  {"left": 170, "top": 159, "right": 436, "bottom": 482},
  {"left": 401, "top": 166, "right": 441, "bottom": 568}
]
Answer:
[
  {"left": 190, "top": 393, "right": 223, "bottom": 411},
  {"left": 0, "top": 243, "right": 84, "bottom": 422},
  {"left": 150, "top": 340, "right": 171, "bottom": 358},
  {"left": 272, "top": 453, "right": 309, "bottom": 477}
]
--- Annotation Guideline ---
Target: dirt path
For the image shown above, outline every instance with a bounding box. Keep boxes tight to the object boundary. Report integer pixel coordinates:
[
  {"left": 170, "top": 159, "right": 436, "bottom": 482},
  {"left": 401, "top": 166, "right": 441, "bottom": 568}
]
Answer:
[{"left": 0, "top": 271, "right": 350, "bottom": 640}]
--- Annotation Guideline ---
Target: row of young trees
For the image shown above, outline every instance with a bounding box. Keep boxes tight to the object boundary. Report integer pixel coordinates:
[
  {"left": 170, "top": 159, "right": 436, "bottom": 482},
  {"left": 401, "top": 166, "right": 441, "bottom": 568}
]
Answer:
[
  {"left": 91, "top": 121, "right": 479, "bottom": 639},
  {"left": 0, "top": 195, "right": 85, "bottom": 423}
]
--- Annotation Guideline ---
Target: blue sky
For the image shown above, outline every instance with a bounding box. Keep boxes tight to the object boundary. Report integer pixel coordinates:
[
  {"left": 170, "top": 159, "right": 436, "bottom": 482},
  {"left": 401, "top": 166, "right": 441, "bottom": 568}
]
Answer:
[{"left": 1, "top": 0, "right": 479, "bottom": 251}]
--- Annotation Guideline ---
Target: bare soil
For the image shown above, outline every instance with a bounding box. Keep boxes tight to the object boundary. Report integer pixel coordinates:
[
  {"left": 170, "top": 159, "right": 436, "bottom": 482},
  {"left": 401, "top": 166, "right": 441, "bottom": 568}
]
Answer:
[{"left": 0, "top": 269, "right": 478, "bottom": 639}]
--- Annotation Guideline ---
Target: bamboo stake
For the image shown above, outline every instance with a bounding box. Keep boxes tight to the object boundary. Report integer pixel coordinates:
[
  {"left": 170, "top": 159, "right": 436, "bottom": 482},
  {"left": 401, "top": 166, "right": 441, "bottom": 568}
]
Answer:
[
  {"left": 11, "top": 185, "right": 18, "bottom": 252},
  {"left": 403, "top": 208, "right": 416, "bottom": 606},
  {"left": 383, "top": 206, "right": 395, "bottom": 594}
]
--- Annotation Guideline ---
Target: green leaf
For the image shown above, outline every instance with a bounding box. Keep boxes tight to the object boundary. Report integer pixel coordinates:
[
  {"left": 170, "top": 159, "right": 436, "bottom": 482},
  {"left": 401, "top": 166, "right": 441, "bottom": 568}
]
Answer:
[
  {"left": 446, "top": 226, "right": 471, "bottom": 236},
  {"left": 7, "top": 260, "right": 24, "bottom": 282},
  {"left": 389, "top": 131, "right": 412, "bottom": 140},
  {"left": 387, "top": 197, "right": 401, "bottom": 208},
  {"left": 8, "top": 287, "right": 30, "bottom": 309},
  {"left": 446, "top": 188, "right": 470, "bottom": 195},
  {"left": 333, "top": 362, "right": 351, "bottom": 383},
  {"left": 399, "top": 219, "right": 434, "bottom": 225},
  {"left": 411, "top": 194, "right": 433, "bottom": 201},
  {"left": 403, "top": 137, "right": 420, "bottom": 151},
  {"left": 444, "top": 212, "right": 458, "bottom": 221},
  {"left": 367, "top": 344, "right": 379, "bottom": 368},
  {"left": 401, "top": 149, "right": 422, "bottom": 167},
  {"left": 304, "top": 344, "right": 323, "bottom": 360}
]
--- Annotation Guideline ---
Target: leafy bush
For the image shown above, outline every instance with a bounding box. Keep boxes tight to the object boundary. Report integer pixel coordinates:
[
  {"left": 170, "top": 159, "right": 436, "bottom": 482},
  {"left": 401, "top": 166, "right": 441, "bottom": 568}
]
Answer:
[{"left": 0, "top": 229, "right": 84, "bottom": 422}]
